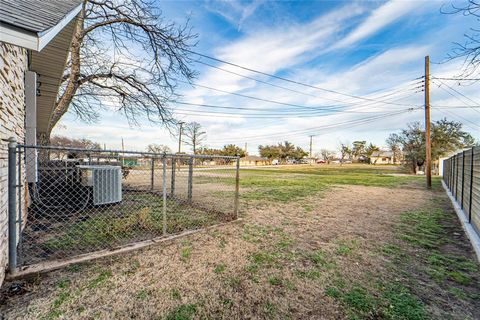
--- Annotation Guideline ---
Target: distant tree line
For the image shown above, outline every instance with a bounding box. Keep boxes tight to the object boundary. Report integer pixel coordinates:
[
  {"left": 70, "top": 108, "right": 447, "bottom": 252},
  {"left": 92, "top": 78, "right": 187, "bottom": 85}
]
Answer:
[
  {"left": 338, "top": 141, "right": 380, "bottom": 163},
  {"left": 49, "top": 135, "right": 102, "bottom": 159},
  {"left": 386, "top": 118, "right": 476, "bottom": 173},
  {"left": 258, "top": 141, "right": 308, "bottom": 162},
  {"left": 196, "top": 144, "right": 246, "bottom": 157}
]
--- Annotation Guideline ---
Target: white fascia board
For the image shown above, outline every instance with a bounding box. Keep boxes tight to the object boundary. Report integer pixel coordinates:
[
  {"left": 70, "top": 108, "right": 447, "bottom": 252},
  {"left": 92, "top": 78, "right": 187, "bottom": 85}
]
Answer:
[
  {"left": 0, "top": 23, "right": 38, "bottom": 50},
  {"left": 37, "top": 4, "right": 82, "bottom": 51},
  {"left": 0, "top": 3, "right": 81, "bottom": 52}
]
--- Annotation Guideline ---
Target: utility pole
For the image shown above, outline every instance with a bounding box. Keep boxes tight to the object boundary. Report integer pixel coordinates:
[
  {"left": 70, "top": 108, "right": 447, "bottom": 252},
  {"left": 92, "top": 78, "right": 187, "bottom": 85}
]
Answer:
[
  {"left": 178, "top": 122, "right": 184, "bottom": 153},
  {"left": 424, "top": 55, "right": 432, "bottom": 189},
  {"left": 309, "top": 135, "right": 314, "bottom": 163},
  {"left": 244, "top": 142, "right": 248, "bottom": 155}
]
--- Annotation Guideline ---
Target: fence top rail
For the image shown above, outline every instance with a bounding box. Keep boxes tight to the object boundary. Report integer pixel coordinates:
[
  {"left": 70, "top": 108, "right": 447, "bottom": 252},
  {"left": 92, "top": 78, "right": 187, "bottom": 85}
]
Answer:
[
  {"left": 444, "top": 146, "right": 478, "bottom": 161},
  {"left": 16, "top": 144, "right": 240, "bottom": 160}
]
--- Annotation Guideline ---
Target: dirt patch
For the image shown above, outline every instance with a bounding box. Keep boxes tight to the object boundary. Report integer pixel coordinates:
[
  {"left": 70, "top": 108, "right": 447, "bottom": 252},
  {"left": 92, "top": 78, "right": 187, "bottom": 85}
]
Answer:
[{"left": 1, "top": 184, "right": 478, "bottom": 319}]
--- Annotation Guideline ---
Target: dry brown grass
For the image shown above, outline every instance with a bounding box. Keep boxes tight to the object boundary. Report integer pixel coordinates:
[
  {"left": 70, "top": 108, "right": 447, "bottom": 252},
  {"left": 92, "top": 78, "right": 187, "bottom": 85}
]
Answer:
[{"left": 0, "top": 181, "right": 478, "bottom": 319}]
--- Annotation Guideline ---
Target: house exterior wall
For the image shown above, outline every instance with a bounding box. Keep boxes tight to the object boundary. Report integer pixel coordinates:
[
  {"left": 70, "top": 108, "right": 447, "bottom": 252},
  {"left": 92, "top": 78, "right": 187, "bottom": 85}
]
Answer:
[
  {"left": 371, "top": 156, "right": 392, "bottom": 165},
  {"left": 239, "top": 160, "right": 270, "bottom": 166},
  {"left": 0, "top": 42, "right": 28, "bottom": 285}
]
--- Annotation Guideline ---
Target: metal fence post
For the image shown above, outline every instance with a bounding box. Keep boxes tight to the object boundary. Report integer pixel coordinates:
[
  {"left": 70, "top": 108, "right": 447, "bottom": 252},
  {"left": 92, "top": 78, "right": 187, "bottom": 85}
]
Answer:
[
  {"left": 469, "top": 148, "right": 475, "bottom": 223},
  {"left": 461, "top": 151, "right": 466, "bottom": 209},
  {"left": 445, "top": 159, "right": 449, "bottom": 187},
  {"left": 455, "top": 154, "right": 458, "bottom": 201},
  {"left": 451, "top": 157, "right": 454, "bottom": 192},
  {"left": 449, "top": 158, "right": 452, "bottom": 189},
  {"left": 162, "top": 157, "right": 167, "bottom": 235},
  {"left": 187, "top": 157, "right": 193, "bottom": 202},
  {"left": 234, "top": 156, "right": 240, "bottom": 219},
  {"left": 17, "top": 145, "right": 22, "bottom": 246},
  {"left": 150, "top": 157, "right": 155, "bottom": 191},
  {"left": 8, "top": 137, "right": 17, "bottom": 273},
  {"left": 171, "top": 157, "right": 175, "bottom": 197}
]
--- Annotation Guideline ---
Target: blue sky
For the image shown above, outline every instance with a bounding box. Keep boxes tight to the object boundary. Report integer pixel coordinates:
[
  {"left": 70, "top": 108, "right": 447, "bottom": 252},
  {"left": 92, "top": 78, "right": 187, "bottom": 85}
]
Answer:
[{"left": 55, "top": 0, "right": 480, "bottom": 155}]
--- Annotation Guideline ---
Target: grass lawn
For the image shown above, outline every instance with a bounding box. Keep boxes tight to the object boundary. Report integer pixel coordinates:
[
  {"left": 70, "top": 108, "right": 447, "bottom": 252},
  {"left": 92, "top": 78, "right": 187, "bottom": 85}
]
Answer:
[
  {"left": 20, "top": 193, "right": 226, "bottom": 266},
  {"left": 1, "top": 164, "right": 478, "bottom": 319}
]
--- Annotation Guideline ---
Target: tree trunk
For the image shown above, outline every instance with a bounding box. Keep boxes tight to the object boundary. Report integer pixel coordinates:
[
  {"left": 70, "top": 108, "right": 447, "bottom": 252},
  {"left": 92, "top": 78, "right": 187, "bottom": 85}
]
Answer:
[{"left": 37, "top": 132, "right": 50, "bottom": 162}]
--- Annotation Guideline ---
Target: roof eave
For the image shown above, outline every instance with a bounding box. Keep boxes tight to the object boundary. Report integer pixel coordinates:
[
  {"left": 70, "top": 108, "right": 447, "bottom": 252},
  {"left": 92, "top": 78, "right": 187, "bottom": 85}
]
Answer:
[{"left": 0, "top": 3, "right": 82, "bottom": 51}]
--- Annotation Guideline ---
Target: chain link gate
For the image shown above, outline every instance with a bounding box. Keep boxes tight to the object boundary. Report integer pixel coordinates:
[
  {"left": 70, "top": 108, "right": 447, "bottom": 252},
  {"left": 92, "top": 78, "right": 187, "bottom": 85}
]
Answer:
[{"left": 7, "top": 139, "right": 240, "bottom": 271}]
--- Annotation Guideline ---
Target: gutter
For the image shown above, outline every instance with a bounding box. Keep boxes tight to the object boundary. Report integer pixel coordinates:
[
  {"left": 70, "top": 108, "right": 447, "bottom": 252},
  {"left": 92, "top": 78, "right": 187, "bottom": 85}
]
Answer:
[{"left": 0, "top": 3, "right": 82, "bottom": 52}]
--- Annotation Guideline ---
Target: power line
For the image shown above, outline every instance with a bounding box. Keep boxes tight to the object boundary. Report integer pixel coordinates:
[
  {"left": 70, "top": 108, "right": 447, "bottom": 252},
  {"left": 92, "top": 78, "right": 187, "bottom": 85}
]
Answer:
[
  {"left": 431, "top": 76, "right": 480, "bottom": 81},
  {"left": 433, "top": 108, "right": 480, "bottom": 131},
  {"left": 93, "top": 25, "right": 419, "bottom": 108},
  {"left": 168, "top": 93, "right": 419, "bottom": 117},
  {"left": 195, "top": 60, "right": 422, "bottom": 107},
  {"left": 435, "top": 79, "right": 480, "bottom": 107},
  {"left": 180, "top": 77, "right": 421, "bottom": 113},
  {"left": 206, "top": 108, "right": 419, "bottom": 143},
  {"left": 177, "top": 80, "right": 347, "bottom": 111},
  {"left": 188, "top": 49, "right": 420, "bottom": 107},
  {"left": 432, "top": 105, "right": 480, "bottom": 109},
  {"left": 207, "top": 109, "right": 418, "bottom": 143},
  {"left": 432, "top": 79, "right": 480, "bottom": 115},
  {"left": 170, "top": 107, "right": 396, "bottom": 119}
]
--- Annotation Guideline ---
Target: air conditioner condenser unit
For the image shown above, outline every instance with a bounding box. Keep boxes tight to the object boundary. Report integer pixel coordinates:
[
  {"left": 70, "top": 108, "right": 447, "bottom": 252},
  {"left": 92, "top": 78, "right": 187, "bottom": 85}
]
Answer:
[{"left": 77, "top": 165, "right": 122, "bottom": 205}]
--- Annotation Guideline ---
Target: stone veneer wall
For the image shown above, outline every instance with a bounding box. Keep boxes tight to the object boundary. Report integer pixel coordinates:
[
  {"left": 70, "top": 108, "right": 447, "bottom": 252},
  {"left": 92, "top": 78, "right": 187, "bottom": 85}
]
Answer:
[{"left": 0, "top": 42, "right": 27, "bottom": 285}]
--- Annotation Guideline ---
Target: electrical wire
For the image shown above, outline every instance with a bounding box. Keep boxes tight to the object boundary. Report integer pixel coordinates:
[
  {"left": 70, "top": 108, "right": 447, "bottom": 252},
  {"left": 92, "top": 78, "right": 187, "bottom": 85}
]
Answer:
[
  {"left": 431, "top": 76, "right": 480, "bottom": 81},
  {"left": 194, "top": 60, "right": 422, "bottom": 107},
  {"left": 206, "top": 108, "right": 420, "bottom": 143},
  {"left": 432, "top": 79, "right": 480, "bottom": 115},
  {"left": 188, "top": 49, "right": 422, "bottom": 107}
]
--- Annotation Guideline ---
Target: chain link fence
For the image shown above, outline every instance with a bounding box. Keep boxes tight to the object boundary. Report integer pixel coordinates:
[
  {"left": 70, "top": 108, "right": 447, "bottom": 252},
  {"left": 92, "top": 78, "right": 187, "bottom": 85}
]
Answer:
[
  {"left": 443, "top": 147, "right": 480, "bottom": 238},
  {"left": 8, "top": 142, "right": 239, "bottom": 269}
]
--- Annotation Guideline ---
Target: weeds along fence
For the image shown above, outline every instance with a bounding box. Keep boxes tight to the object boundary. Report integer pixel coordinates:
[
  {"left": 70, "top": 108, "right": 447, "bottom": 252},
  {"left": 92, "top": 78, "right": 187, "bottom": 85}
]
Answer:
[
  {"left": 442, "top": 147, "right": 480, "bottom": 238},
  {"left": 7, "top": 140, "right": 240, "bottom": 271}
]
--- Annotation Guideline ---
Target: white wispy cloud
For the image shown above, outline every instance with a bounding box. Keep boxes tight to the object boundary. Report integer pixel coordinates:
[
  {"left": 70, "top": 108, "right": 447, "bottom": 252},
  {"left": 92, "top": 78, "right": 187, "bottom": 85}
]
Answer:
[
  {"left": 204, "top": 0, "right": 265, "bottom": 31},
  {"left": 186, "top": 3, "right": 365, "bottom": 99},
  {"left": 334, "top": 0, "right": 429, "bottom": 49}
]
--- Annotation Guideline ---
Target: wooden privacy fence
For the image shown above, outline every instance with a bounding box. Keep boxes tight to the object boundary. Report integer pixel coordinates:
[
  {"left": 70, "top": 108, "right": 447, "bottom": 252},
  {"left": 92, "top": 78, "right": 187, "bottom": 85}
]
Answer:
[{"left": 443, "top": 147, "right": 480, "bottom": 237}]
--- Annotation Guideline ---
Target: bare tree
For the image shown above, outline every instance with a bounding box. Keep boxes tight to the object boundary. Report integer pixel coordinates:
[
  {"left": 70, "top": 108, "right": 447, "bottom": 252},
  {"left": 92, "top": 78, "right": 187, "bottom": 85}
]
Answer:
[
  {"left": 50, "top": 135, "right": 101, "bottom": 159},
  {"left": 339, "top": 143, "right": 352, "bottom": 164},
  {"left": 40, "top": 0, "right": 197, "bottom": 144},
  {"left": 319, "top": 149, "right": 336, "bottom": 164},
  {"left": 183, "top": 122, "right": 206, "bottom": 154},
  {"left": 443, "top": 0, "right": 480, "bottom": 77},
  {"left": 386, "top": 134, "right": 402, "bottom": 164},
  {"left": 146, "top": 143, "right": 171, "bottom": 154}
]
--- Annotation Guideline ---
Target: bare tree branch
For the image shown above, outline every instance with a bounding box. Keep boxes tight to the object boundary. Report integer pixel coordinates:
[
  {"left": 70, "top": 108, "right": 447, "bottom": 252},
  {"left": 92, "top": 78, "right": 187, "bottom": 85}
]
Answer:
[{"left": 43, "top": 0, "right": 197, "bottom": 144}]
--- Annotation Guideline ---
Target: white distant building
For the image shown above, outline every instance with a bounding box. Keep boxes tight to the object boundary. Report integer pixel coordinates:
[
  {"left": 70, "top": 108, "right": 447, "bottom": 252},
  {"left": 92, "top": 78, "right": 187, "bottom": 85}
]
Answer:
[{"left": 370, "top": 151, "right": 400, "bottom": 165}]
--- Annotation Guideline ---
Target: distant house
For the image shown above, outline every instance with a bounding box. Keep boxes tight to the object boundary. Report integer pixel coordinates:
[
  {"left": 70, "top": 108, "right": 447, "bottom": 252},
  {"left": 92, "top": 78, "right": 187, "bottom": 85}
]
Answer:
[
  {"left": 370, "top": 151, "right": 398, "bottom": 165},
  {"left": 240, "top": 155, "right": 271, "bottom": 166},
  {"left": 0, "top": 0, "right": 82, "bottom": 285}
]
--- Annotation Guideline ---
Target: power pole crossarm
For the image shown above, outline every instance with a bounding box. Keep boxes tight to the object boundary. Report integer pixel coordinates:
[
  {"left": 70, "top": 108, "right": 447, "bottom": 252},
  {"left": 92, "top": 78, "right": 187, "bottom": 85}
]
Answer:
[{"left": 425, "top": 55, "right": 432, "bottom": 189}]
